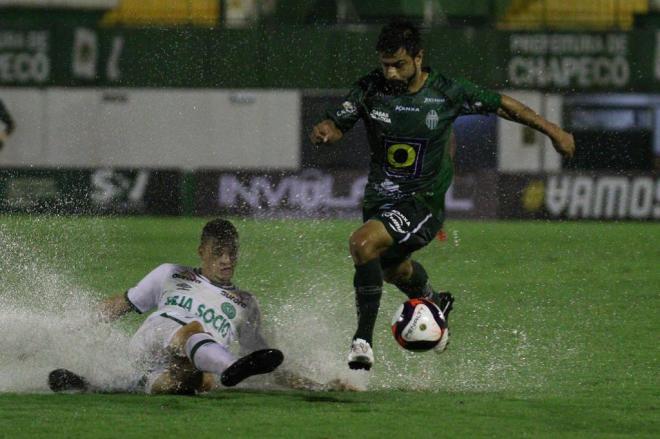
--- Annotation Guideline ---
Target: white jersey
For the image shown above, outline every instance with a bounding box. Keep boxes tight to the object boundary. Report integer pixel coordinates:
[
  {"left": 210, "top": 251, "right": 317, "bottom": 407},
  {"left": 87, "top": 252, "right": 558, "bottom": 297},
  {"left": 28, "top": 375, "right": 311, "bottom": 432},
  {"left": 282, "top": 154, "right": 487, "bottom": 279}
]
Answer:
[{"left": 126, "top": 263, "right": 267, "bottom": 352}]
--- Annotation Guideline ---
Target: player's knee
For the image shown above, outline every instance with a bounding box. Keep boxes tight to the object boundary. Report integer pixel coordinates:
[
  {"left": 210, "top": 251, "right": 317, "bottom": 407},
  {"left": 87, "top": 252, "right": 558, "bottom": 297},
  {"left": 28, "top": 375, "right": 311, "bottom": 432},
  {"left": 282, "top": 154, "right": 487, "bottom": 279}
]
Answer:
[
  {"left": 183, "top": 321, "right": 204, "bottom": 334},
  {"left": 170, "top": 321, "right": 205, "bottom": 353},
  {"left": 178, "top": 321, "right": 205, "bottom": 341},
  {"left": 349, "top": 230, "right": 378, "bottom": 263}
]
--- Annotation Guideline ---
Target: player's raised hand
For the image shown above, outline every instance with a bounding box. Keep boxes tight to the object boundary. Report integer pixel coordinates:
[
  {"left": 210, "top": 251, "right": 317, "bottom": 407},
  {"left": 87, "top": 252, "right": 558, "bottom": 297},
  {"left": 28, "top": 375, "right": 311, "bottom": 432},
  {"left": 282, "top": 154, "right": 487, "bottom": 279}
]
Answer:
[
  {"left": 551, "top": 129, "right": 575, "bottom": 158},
  {"left": 309, "top": 119, "right": 343, "bottom": 145}
]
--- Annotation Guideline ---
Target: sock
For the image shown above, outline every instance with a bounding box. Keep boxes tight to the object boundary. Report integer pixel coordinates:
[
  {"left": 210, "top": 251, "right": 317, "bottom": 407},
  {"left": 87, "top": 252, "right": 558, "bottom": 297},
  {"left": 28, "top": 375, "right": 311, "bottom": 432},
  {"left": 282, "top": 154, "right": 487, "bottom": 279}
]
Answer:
[
  {"left": 395, "top": 260, "right": 434, "bottom": 299},
  {"left": 353, "top": 258, "right": 383, "bottom": 345},
  {"left": 185, "top": 333, "right": 236, "bottom": 375}
]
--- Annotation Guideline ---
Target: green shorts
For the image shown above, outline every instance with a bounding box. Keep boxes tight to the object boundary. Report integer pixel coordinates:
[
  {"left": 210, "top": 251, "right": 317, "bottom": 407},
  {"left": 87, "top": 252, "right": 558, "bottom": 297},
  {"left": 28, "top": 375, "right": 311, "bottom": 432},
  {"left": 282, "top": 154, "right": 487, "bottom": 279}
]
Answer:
[{"left": 363, "top": 196, "right": 443, "bottom": 268}]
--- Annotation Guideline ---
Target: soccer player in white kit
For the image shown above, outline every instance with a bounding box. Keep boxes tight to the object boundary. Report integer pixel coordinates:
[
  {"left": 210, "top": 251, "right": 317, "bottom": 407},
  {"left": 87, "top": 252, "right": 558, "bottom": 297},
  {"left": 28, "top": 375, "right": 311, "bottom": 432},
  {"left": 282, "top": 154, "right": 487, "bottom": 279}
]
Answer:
[{"left": 49, "top": 219, "right": 284, "bottom": 394}]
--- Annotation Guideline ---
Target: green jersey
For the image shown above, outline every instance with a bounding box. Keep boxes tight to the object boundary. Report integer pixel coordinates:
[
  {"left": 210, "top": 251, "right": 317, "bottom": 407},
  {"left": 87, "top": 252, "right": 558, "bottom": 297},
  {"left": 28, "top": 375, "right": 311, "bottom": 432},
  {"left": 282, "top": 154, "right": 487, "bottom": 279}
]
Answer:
[{"left": 326, "top": 68, "right": 501, "bottom": 218}]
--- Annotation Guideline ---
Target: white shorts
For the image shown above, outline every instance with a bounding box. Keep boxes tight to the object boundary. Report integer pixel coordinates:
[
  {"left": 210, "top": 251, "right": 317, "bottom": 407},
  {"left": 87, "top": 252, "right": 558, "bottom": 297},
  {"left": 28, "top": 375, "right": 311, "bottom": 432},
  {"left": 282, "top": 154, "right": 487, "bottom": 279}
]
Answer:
[{"left": 128, "top": 312, "right": 202, "bottom": 392}]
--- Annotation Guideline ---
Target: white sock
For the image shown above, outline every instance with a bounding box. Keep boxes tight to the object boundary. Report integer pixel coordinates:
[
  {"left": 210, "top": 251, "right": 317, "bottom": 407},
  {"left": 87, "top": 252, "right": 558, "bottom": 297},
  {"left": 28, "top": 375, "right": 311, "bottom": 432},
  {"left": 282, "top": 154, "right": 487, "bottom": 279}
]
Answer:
[{"left": 185, "top": 333, "right": 236, "bottom": 375}]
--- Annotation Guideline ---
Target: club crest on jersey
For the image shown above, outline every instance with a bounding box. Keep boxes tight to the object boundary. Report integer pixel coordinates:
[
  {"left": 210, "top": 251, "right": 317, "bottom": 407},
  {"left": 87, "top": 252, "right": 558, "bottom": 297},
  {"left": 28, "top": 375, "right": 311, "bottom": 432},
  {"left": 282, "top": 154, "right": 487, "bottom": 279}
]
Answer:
[
  {"left": 369, "top": 109, "right": 391, "bottom": 124},
  {"left": 221, "top": 302, "right": 237, "bottom": 319},
  {"left": 426, "top": 110, "right": 439, "bottom": 130}
]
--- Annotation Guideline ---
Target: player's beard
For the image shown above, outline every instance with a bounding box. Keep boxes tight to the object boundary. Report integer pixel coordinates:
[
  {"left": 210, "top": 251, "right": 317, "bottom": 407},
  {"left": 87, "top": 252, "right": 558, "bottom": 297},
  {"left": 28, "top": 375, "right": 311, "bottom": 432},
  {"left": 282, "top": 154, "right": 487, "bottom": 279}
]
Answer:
[{"left": 384, "top": 65, "right": 418, "bottom": 95}]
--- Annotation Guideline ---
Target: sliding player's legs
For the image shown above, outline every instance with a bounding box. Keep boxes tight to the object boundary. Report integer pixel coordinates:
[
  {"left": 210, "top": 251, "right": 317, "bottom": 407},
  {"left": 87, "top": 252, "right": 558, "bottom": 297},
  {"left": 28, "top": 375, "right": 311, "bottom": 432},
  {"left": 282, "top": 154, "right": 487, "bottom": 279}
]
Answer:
[
  {"left": 149, "top": 320, "right": 215, "bottom": 394},
  {"left": 135, "top": 315, "right": 283, "bottom": 393}
]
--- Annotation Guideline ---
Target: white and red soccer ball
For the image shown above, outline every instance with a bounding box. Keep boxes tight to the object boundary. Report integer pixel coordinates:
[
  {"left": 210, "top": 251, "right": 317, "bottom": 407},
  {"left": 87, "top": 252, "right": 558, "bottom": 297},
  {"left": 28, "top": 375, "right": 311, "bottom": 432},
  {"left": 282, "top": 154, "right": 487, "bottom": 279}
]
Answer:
[{"left": 391, "top": 298, "right": 448, "bottom": 352}]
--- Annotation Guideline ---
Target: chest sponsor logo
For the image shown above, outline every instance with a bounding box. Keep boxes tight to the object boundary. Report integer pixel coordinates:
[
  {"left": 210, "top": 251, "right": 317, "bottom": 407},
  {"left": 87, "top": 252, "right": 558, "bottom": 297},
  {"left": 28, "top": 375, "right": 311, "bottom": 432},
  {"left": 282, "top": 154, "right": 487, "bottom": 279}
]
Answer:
[
  {"left": 369, "top": 109, "right": 391, "bottom": 123},
  {"left": 164, "top": 294, "right": 234, "bottom": 337},
  {"left": 395, "top": 105, "right": 420, "bottom": 112},
  {"left": 424, "top": 97, "right": 446, "bottom": 104},
  {"left": 425, "top": 110, "right": 439, "bottom": 130},
  {"left": 382, "top": 137, "right": 428, "bottom": 179}
]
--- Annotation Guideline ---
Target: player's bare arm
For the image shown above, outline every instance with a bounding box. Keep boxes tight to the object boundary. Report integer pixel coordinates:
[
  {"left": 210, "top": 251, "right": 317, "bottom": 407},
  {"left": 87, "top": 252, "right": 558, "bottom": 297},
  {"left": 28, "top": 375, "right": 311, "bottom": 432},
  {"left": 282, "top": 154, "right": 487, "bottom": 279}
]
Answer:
[
  {"left": 309, "top": 119, "right": 343, "bottom": 144},
  {"left": 99, "top": 293, "right": 133, "bottom": 321},
  {"left": 497, "top": 94, "right": 575, "bottom": 158}
]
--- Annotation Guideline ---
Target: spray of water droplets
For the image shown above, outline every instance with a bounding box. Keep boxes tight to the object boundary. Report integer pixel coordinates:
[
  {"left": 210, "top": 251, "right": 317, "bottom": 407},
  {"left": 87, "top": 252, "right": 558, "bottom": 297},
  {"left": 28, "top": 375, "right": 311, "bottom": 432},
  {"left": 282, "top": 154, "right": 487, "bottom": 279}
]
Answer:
[
  {"left": 0, "top": 218, "right": 579, "bottom": 395},
  {"left": 0, "top": 220, "right": 136, "bottom": 393}
]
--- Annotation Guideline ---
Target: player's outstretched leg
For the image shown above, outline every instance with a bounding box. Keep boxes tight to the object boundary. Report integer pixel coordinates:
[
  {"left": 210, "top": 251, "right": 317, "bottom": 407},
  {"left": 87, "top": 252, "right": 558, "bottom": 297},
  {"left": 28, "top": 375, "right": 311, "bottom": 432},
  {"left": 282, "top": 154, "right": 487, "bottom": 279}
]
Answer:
[
  {"left": 183, "top": 331, "right": 284, "bottom": 387},
  {"left": 220, "top": 349, "right": 284, "bottom": 387},
  {"left": 349, "top": 258, "right": 381, "bottom": 370},
  {"left": 48, "top": 368, "right": 90, "bottom": 393}
]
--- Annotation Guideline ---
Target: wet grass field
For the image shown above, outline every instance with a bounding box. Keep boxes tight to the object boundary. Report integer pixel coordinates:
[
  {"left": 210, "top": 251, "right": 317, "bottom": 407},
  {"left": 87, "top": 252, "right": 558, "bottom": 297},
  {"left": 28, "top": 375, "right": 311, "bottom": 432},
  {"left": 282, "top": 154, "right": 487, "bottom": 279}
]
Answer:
[{"left": 0, "top": 216, "right": 658, "bottom": 437}]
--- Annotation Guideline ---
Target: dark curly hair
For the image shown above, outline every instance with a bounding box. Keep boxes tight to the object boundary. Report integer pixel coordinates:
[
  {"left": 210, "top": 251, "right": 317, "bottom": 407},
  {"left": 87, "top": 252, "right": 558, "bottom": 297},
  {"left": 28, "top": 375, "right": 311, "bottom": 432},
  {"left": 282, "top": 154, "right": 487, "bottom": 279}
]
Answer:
[{"left": 376, "top": 19, "right": 422, "bottom": 57}]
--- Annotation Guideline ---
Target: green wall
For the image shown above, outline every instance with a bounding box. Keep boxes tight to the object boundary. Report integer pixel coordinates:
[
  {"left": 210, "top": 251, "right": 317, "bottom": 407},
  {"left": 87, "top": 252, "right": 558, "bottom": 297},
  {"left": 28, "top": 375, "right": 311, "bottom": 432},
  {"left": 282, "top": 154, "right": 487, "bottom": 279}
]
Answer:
[{"left": 0, "top": 23, "right": 657, "bottom": 92}]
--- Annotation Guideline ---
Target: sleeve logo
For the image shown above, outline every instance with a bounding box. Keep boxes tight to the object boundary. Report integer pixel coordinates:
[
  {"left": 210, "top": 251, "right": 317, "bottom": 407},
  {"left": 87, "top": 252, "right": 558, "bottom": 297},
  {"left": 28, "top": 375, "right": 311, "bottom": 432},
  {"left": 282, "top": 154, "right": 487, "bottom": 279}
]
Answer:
[{"left": 342, "top": 101, "right": 357, "bottom": 113}]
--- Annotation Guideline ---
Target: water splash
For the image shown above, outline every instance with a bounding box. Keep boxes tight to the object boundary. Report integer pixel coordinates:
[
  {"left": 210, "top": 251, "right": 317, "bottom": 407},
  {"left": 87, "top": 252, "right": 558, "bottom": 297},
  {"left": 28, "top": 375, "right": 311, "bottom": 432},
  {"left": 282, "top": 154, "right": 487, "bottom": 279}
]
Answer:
[
  {"left": 255, "top": 280, "right": 578, "bottom": 393},
  {"left": 0, "top": 221, "right": 135, "bottom": 393},
  {"left": 0, "top": 218, "right": 580, "bottom": 394}
]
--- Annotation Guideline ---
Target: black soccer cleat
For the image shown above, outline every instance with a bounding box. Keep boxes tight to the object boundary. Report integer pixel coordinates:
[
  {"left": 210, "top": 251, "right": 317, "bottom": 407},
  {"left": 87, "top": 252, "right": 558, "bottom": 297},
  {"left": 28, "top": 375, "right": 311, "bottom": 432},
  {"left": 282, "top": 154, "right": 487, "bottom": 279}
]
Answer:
[
  {"left": 48, "top": 368, "right": 89, "bottom": 393},
  {"left": 220, "top": 349, "right": 284, "bottom": 387},
  {"left": 433, "top": 291, "right": 454, "bottom": 320}
]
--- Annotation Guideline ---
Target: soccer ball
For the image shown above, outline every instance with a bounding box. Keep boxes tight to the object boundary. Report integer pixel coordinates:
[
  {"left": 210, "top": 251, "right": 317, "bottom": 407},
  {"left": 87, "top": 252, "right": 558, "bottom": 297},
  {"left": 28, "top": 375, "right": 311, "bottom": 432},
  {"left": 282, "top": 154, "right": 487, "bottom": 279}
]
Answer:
[{"left": 391, "top": 298, "right": 447, "bottom": 352}]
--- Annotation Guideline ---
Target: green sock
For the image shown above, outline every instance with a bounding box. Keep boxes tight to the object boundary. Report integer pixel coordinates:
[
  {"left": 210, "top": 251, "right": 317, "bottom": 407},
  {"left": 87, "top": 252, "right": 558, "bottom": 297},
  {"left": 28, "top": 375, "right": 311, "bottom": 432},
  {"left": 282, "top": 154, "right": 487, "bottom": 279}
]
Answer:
[
  {"left": 395, "top": 260, "right": 434, "bottom": 299},
  {"left": 353, "top": 258, "right": 383, "bottom": 345}
]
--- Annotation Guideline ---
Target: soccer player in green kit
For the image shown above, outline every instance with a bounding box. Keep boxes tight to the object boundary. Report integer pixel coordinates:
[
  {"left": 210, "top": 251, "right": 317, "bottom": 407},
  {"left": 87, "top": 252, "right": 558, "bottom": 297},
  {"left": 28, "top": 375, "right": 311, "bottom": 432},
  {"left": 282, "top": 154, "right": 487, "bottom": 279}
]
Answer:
[{"left": 309, "top": 20, "right": 575, "bottom": 371}]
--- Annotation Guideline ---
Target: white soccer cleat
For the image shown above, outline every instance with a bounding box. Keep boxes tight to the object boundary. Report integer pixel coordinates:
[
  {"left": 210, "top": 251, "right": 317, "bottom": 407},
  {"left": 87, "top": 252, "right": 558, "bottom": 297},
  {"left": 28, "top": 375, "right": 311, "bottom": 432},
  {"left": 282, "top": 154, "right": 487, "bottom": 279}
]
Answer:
[{"left": 348, "top": 338, "right": 374, "bottom": 371}]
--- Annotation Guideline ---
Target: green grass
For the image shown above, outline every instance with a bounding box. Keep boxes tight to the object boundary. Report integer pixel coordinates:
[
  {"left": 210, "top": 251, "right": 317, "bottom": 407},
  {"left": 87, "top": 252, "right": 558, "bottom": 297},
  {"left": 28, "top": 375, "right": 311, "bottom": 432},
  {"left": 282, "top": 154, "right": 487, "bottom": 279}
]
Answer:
[{"left": 0, "top": 216, "right": 658, "bottom": 438}]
